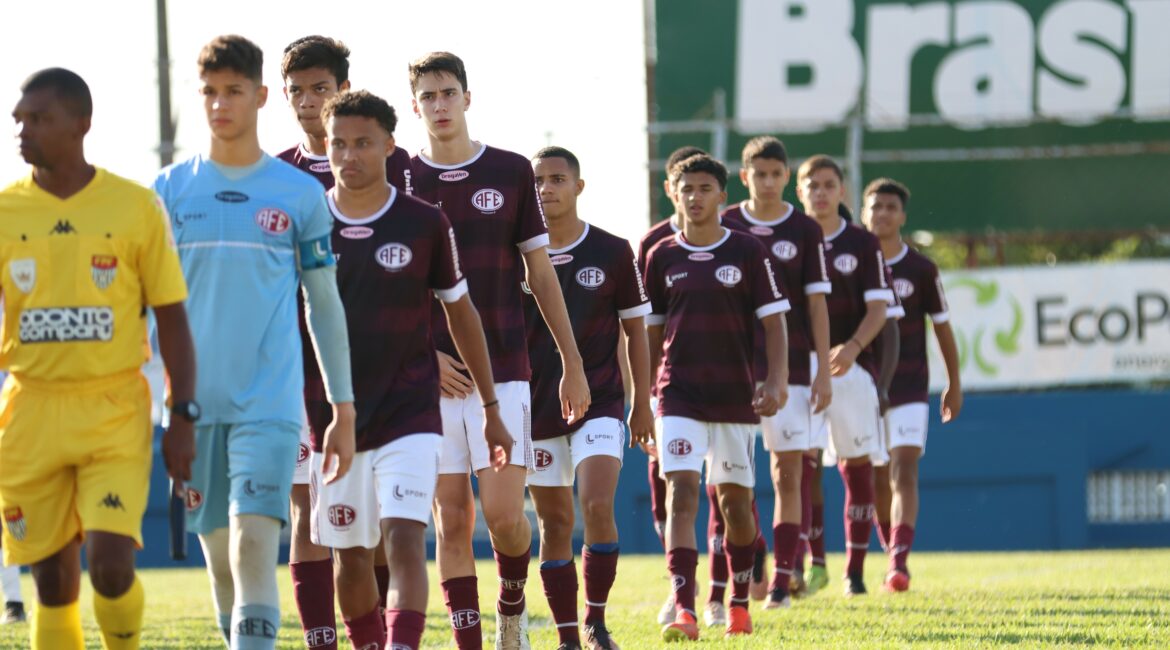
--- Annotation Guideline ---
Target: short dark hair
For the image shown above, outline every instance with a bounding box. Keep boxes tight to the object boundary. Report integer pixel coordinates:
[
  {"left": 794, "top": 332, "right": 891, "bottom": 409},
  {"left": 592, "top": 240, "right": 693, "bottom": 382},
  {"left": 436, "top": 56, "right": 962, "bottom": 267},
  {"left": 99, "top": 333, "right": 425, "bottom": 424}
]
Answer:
[
  {"left": 408, "top": 52, "right": 467, "bottom": 93},
  {"left": 797, "top": 154, "right": 844, "bottom": 183},
  {"left": 670, "top": 154, "right": 728, "bottom": 190},
  {"left": 321, "top": 90, "right": 397, "bottom": 136},
  {"left": 665, "top": 146, "right": 707, "bottom": 173},
  {"left": 198, "top": 35, "right": 263, "bottom": 82},
  {"left": 863, "top": 177, "right": 911, "bottom": 210},
  {"left": 20, "top": 68, "right": 92, "bottom": 118},
  {"left": 532, "top": 146, "right": 581, "bottom": 177},
  {"left": 741, "top": 136, "right": 788, "bottom": 168},
  {"left": 282, "top": 36, "right": 350, "bottom": 84}
]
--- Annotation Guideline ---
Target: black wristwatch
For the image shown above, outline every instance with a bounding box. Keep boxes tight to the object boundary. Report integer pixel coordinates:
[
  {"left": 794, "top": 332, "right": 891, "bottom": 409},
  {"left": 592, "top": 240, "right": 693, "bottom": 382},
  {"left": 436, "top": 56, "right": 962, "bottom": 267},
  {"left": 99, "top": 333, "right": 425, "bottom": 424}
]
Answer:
[{"left": 171, "top": 400, "right": 202, "bottom": 423}]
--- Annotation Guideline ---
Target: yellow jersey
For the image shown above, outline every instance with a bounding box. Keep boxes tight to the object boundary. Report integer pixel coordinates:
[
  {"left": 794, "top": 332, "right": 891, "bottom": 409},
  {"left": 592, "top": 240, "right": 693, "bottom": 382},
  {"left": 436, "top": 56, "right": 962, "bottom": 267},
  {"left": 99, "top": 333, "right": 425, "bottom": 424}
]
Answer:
[{"left": 0, "top": 167, "right": 187, "bottom": 382}]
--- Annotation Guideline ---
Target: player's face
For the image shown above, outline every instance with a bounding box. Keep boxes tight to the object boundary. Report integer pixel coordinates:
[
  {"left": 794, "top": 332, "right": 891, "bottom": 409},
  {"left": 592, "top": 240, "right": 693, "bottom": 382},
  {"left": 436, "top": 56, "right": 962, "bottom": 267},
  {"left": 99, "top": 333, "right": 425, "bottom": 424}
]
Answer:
[
  {"left": 862, "top": 192, "right": 906, "bottom": 238},
  {"left": 411, "top": 72, "right": 469, "bottom": 141},
  {"left": 283, "top": 67, "right": 348, "bottom": 138},
  {"left": 200, "top": 70, "right": 267, "bottom": 142},
  {"left": 676, "top": 172, "right": 726, "bottom": 228},
  {"left": 326, "top": 114, "right": 394, "bottom": 191},
  {"left": 741, "top": 157, "right": 789, "bottom": 203},
  {"left": 12, "top": 88, "right": 89, "bottom": 168},
  {"left": 533, "top": 156, "right": 583, "bottom": 221},
  {"left": 797, "top": 168, "right": 845, "bottom": 220}
]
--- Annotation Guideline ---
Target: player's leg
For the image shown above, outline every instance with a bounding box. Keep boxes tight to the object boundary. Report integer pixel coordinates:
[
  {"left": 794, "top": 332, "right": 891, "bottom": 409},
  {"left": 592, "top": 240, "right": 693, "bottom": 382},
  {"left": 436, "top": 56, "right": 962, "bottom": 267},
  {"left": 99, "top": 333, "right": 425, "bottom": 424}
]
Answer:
[
  {"left": 648, "top": 454, "right": 678, "bottom": 625},
  {"left": 0, "top": 550, "right": 23, "bottom": 624},
  {"left": 709, "top": 423, "right": 759, "bottom": 637},
  {"left": 529, "top": 436, "right": 580, "bottom": 649},
  {"left": 289, "top": 425, "right": 337, "bottom": 650},
  {"left": 826, "top": 368, "right": 881, "bottom": 597},
  {"left": 885, "top": 401, "right": 928, "bottom": 592},
  {"left": 872, "top": 417, "right": 893, "bottom": 551},
  {"left": 759, "top": 388, "right": 810, "bottom": 608},
  {"left": 658, "top": 416, "right": 705, "bottom": 642},
  {"left": 702, "top": 484, "right": 728, "bottom": 627},
  {"left": 573, "top": 419, "right": 623, "bottom": 650},
  {"left": 27, "top": 540, "right": 83, "bottom": 649},
  {"left": 187, "top": 422, "right": 233, "bottom": 642},
  {"left": 197, "top": 529, "right": 234, "bottom": 643}
]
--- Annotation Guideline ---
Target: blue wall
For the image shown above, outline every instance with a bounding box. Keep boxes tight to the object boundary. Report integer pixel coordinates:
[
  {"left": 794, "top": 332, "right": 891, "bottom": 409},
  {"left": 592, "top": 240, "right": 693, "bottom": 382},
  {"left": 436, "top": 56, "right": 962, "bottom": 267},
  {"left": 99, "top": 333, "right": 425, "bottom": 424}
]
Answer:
[{"left": 139, "top": 388, "right": 1169, "bottom": 568}]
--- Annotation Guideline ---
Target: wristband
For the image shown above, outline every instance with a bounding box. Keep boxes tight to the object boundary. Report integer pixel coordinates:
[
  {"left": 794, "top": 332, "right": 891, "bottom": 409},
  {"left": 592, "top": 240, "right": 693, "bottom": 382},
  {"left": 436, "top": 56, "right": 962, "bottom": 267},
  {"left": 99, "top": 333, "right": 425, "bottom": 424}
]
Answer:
[{"left": 482, "top": 399, "right": 500, "bottom": 409}]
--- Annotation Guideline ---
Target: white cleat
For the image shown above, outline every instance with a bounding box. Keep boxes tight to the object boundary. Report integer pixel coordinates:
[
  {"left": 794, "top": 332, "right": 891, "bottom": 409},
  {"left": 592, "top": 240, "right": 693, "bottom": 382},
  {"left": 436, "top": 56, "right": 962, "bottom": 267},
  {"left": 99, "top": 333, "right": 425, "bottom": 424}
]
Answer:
[
  {"left": 657, "top": 593, "right": 678, "bottom": 626},
  {"left": 495, "top": 608, "right": 531, "bottom": 650},
  {"left": 763, "top": 593, "right": 792, "bottom": 610},
  {"left": 703, "top": 601, "right": 728, "bottom": 628}
]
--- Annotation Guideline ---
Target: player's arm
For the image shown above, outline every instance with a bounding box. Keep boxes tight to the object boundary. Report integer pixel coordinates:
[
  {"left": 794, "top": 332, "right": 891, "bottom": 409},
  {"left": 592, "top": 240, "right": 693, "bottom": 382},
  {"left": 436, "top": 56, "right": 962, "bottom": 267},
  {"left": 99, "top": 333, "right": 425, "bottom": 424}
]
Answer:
[
  {"left": 933, "top": 320, "right": 963, "bottom": 422},
  {"left": 443, "top": 294, "right": 513, "bottom": 470},
  {"left": 755, "top": 312, "right": 790, "bottom": 417},
  {"left": 876, "top": 317, "right": 900, "bottom": 413},
  {"left": 807, "top": 293, "right": 832, "bottom": 413},
  {"left": 155, "top": 302, "right": 197, "bottom": 482},
  {"left": 830, "top": 299, "right": 887, "bottom": 376},
  {"left": 646, "top": 321, "right": 665, "bottom": 455},
  {"left": 522, "top": 247, "right": 590, "bottom": 423},
  {"left": 621, "top": 316, "right": 654, "bottom": 448},
  {"left": 301, "top": 262, "right": 356, "bottom": 485}
]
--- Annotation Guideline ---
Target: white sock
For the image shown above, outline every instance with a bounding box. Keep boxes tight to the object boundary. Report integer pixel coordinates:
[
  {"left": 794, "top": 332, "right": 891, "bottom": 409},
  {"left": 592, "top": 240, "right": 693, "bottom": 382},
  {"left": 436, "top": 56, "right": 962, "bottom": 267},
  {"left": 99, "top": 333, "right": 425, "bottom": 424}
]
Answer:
[
  {"left": 229, "top": 514, "right": 281, "bottom": 650},
  {"left": 0, "top": 563, "right": 20, "bottom": 603},
  {"left": 198, "top": 527, "right": 235, "bottom": 644}
]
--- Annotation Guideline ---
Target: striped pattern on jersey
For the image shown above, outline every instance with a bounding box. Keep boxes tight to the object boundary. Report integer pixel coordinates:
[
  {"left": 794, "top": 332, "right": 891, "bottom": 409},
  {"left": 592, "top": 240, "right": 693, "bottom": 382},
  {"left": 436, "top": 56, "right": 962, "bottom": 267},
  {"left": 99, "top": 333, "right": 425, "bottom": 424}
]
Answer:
[{"left": 886, "top": 245, "right": 949, "bottom": 407}]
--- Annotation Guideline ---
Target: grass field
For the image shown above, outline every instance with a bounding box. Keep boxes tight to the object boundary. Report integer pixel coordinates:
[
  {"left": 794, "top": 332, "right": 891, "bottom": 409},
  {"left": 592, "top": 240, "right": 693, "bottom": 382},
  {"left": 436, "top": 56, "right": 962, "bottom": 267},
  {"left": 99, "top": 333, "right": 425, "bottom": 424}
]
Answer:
[{"left": 0, "top": 550, "right": 1167, "bottom": 648}]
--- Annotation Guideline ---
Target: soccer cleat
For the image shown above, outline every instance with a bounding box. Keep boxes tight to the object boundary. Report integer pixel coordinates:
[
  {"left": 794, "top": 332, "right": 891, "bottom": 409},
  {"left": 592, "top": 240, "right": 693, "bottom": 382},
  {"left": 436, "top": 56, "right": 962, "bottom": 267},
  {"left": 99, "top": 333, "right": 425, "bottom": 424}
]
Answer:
[
  {"left": 764, "top": 587, "right": 791, "bottom": 610},
  {"left": 749, "top": 547, "right": 769, "bottom": 601},
  {"left": 661, "top": 611, "right": 700, "bottom": 642},
  {"left": 702, "top": 601, "right": 727, "bottom": 628},
  {"left": 584, "top": 622, "right": 620, "bottom": 650},
  {"left": 656, "top": 593, "right": 678, "bottom": 626},
  {"left": 1, "top": 602, "right": 24, "bottom": 624},
  {"left": 494, "top": 608, "right": 531, "bottom": 650},
  {"left": 843, "top": 573, "right": 867, "bottom": 597},
  {"left": 790, "top": 569, "right": 808, "bottom": 599},
  {"left": 724, "top": 605, "right": 752, "bottom": 636},
  {"left": 806, "top": 565, "right": 829, "bottom": 595},
  {"left": 884, "top": 569, "right": 910, "bottom": 593},
  {"left": 556, "top": 643, "right": 583, "bottom": 650}
]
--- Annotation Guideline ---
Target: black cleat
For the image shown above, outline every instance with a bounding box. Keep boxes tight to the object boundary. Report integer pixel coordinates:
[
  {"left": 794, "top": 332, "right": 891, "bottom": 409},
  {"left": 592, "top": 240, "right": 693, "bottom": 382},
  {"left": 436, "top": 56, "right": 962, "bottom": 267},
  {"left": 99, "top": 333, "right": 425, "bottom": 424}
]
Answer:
[
  {"left": 843, "top": 573, "right": 867, "bottom": 597},
  {"left": 2, "top": 601, "right": 25, "bottom": 624},
  {"left": 584, "top": 621, "right": 621, "bottom": 649},
  {"left": 556, "top": 643, "right": 583, "bottom": 650}
]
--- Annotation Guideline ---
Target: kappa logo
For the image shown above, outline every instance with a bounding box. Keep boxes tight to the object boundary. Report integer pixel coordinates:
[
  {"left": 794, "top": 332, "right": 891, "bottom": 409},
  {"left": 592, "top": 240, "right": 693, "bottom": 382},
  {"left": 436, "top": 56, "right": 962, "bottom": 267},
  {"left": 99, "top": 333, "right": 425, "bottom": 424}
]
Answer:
[
  {"left": 91, "top": 255, "right": 117, "bottom": 290},
  {"left": 576, "top": 266, "right": 606, "bottom": 289},
  {"left": 687, "top": 252, "right": 714, "bottom": 262},
  {"left": 214, "top": 190, "right": 249, "bottom": 203},
  {"left": 328, "top": 504, "right": 357, "bottom": 528},
  {"left": 471, "top": 188, "right": 505, "bottom": 213},
  {"left": 772, "top": 240, "right": 798, "bottom": 261},
  {"left": 750, "top": 225, "right": 774, "bottom": 236},
  {"left": 49, "top": 220, "right": 76, "bottom": 235},
  {"left": 667, "top": 439, "right": 692, "bottom": 456},
  {"left": 833, "top": 253, "right": 859, "bottom": 275},
  {"left": 716, "top": 265, "right": 743, "bottom": 286},
  {"left": 450, "top": 609, "right": 480, "bottom": 630},
  {"left": 550, "top": 253, "right": 574, "bottom": 266},
  {"left": 255, "top": 208, "right": 291, "bottom": 234},
  {"left": 393, "top": 485, "right": 428, "bottom": 501},
  {"left": 100, "top": 492, "right": 125, "bottom": 511},
  {"left": 304, "top": 626, "right": 336, "bottom": 647},
  {"left": 4, "top": 507, "right": 26, "bottom": 541},
  {"left": 533, "top": 448, "right": 554, "bottom": 469},
  {"left": 340, "top": 226, "right": 374, "bottom": 240},
  {"left": 440, "top": 170, "right": 470, "bottom": 182},
  {"left": 185, "top": 487, "right": 204, "bottom": 511},
  {"left": 9, "top": 259, "right": 35, "bottom": 293},
  {"left": 309, "top": 161, "right": 331, "bottom": 173},
  {"left": 894, "top": 278, "right": 915, "bottom": 299},
  {"left": 376, "top": 243, "right": 413, "bottom": 270},
  {"left": 671, "top": 574, "right": 687, "bottom": 593},
  {"left": 297, "top": 443, "right": 311, "bottom": 464}
]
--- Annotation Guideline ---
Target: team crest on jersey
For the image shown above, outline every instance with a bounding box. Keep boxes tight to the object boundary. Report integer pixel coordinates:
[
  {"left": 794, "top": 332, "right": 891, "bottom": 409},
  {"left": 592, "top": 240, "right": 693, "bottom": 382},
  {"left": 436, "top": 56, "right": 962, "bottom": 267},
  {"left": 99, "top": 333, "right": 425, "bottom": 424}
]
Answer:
[
  {"left": 375, "top": 243, "right": 413, "bottom": 270},
  {"left": 576, "top": 266, "right": 606, "bottom": 289},
  {"left": 894, "top": 278, "right": 915, "bottom": 298},
  {"left": 471, "top": 188, "right": 504, "bottom": 214},
  {"left": 91, "top": 255, "right": 118, "bottom": 290},
  {"left": 185, "top": 487, "right": 204, "bottom": 511},
  {"left": 439, "top": 170, "right": 469, "bottom": 182},
  {"left": 833, "top": 253, "right": 859, "bottom": 274},
  {"left": 750, "top": 225, "right": 774, "bottom": 236},
  {"left": 3, "top": 507, "right": 25, "bottom": 541},
  {"left": 772, "top": 240, "right": 798, "bottom": 261},
  {"left": 715, "top": 265, "right": 743, "bottom": 287},
  {"left": 533, "top": 448, "right": 554, "bottom": 469},
  {"left": 255, "top": 208, "right": 291, "bottom": 234},
  {"left": 9, "top": 259, "right": 35, "bottom": 294},
  {"left": 550, "top": 254, "right": 574, "bottom": 266}
]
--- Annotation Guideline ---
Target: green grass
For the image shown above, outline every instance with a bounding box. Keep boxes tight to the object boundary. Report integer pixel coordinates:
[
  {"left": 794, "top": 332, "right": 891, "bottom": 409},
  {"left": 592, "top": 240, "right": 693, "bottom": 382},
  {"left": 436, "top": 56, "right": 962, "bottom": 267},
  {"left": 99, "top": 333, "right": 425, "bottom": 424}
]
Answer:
[{"left": 0, "top": 550, "right": 1168, "bottom": 648}]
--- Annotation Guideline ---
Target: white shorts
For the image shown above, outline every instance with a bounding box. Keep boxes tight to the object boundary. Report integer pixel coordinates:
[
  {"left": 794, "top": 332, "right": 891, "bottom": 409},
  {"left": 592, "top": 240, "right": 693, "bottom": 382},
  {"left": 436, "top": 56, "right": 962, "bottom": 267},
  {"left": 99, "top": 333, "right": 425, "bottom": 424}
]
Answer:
[
  {"left": 656, "top": 416, "right": 756, "bottom": 488},
  {"left": 822, "top": 364, "right": 881, "bottom": 462},
  {"left": 874, "top": 402, "right": 929, "bottom": 466},
  {"left": 439, "top": 381, "right": 533, "bottom": 474},
  {"left": 292, "top": 420, "right": 312, "bottom": 486},
  {"left": 760, "top": 384, "right": 812, "bottom": 453},
  {"left": 528, "top": 417, "right": 625, "bottom": 488},
  {"left": 309, "top": 433, "right": 441, "bottom": 549}
]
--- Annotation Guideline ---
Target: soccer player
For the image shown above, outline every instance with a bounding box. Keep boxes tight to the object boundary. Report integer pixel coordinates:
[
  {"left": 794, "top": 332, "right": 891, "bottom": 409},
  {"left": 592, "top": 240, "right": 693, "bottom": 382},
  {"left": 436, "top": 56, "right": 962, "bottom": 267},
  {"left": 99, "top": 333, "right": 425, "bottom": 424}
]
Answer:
[
  {"left": 277, "top": 35, "right": 402, "bottom": 648},
  {"left": 795, "top": 155, "right": 898, "bottom": 597},
  {"left": 646, "top": 154, "right": 790, "bottom": 641},
  {"left": 860, "top": 178, "right": 962, "bottom": 592},
  {"left": 722, "top": 137, "right": 832, "bottom": 608},
  {"left": 153, "top": 36, "right": 356, "bottom": 649},
  {"left": 1, "top": 68, "right": 196, "bottom": 649},
  {"left": 406, "top": 52, "right": 591, "bottom": 649},
  {"left": 525, "top": 147, "right": 654, "bottom": 650}
]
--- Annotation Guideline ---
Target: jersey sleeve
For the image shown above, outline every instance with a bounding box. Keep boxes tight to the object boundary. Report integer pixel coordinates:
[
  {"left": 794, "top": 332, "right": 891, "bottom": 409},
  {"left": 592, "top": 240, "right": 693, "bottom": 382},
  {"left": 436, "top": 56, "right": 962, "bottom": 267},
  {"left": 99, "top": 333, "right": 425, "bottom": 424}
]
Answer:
[
  {"left": 614, "top": 241, "right": 651, "bottom": 320},
  {"left": 644, "top": 248, "right": 667, "bottom": 327},
  {"left": 924, "top": 261, "right": 950, "bottom": 323},
  {"left": 431, "top": 210, "right": 469, "bottom": 304},
  {"left": 861, "top": 234, "right": 895, "bottom": 305},
  {"left": 803, "top": 223, "right": 831, "bottom": 295},
  {"left": 750, "top": 240, "right": 790, "bottom": 319},
  {"left": 297, "top": 188, "right": 336, "bottom": 272},
  {"left": 138, "top": 192, "right": 188, "bottom": 307},
  {"left": 514, "top": 163, "right": 550, "bottom": 253}
]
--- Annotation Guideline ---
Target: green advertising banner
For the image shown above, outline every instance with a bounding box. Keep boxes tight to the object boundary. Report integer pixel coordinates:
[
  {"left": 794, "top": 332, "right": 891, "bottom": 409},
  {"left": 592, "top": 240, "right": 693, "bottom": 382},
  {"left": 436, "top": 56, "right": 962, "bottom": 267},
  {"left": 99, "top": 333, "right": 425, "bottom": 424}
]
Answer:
[{"left": 650, "top": 0, "right": 1170, "bottom": 233}]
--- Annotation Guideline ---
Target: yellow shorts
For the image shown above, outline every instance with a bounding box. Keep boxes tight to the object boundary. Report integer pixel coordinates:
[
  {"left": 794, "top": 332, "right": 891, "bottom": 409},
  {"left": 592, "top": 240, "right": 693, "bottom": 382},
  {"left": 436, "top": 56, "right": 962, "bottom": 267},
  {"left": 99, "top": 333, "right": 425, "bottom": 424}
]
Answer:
[{"left": 0, "top": 369, "right": 152, "bottom": 565}]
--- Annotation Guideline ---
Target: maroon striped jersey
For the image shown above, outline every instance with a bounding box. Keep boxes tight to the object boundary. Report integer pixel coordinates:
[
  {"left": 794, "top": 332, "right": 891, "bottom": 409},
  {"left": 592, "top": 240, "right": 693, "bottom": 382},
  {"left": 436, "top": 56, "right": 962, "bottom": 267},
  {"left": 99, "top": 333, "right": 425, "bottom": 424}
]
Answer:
[
  {"left": 277, "top": 143, "right": 412, "bottom": 194},
  {"left": 409, "top": 145, "right": 549, "bottom": 383},
  {"left": 636, "top": 214, "right": 749, "bottom": 277},
  {"left": 721, "top": 202, "right": 830, "bottom": 386},
  {"left": 303, "top": 187, "right": 467, "bottom": 451},
  {"left": 886, "top": 244, "right": 949, "bottom": 407},
  {"left": 523, "top": 223, "right": 651, "bottom": 440},
  {"left": 645, "top": 229, "right": 790, "bottom": 424},
  {"left": 822, "top": 218, "right": 895, "bottom": 380}
]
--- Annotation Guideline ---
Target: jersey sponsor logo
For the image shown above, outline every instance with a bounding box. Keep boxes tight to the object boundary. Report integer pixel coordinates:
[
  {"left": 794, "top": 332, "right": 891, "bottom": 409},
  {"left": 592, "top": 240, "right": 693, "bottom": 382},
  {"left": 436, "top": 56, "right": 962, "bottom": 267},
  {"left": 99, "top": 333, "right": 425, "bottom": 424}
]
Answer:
[
  {"left": 20, "top": 306, "right": 113, "bottom": 343},
  {"left": 49, "top": 219, "right": 76, "bottom": 235},
  {"left": 763, "top": 258, "right": 782, "bottom": 298},
  {"left": 91, "top": 255, "right": 117, "bottom": 290},
  {"left": 750, "top": 225, "right": 774, "bottom": 236},
  {"left": 375, "top": 243, "right": 413, "bottom": 270},
  {"left": 300, "top": 235, "right": 334, "bottom": 271},
  {"left": 392, "top": 484, "right": 429, "bottom": 501},
  {"left": 716, "top": 265, "right": 744, "bottom": 286},
  {"left": 339, "top": 226, "right": 374, "bottom": 239},
  {"left": 633, "top": 259, "right": 649, "bottom": 302},
  {"left": 403, "top": 169, "right": 414, "bottom": 195},
  {"left": 533, "top": 448, "right": 554, "bottom": 469},
  {"left": 439, "top": 170, "right": 470, "bottom": 182},
  {"left": 471, "top": 188, "right": 505, "bottom": 213},
  {"left": 576, "top": 266, "right": 606, "bottom": 289},
  {"left": 833, "top": 253, "right": 859, "bottom": 275},
  {"left": 328, "top": 504, "right": 357, "bottom": 528},
  {"left": 520, "top": 280, "right": 533, "bottom": 295},
  {"left": 667, "top": 439, "right": 692, "bottom": 456},
  {"left": 175, "top": 212, "right": 207, "bottom": 227},
  {"left": 9, "top": 258, "right": 35, "bottom": 294},
  {"left": 309, "top": 161, "right": 332, "bottom": 173},
  {"left": 687, "top": 251, "right": 714, "bottom": 262},
  {"left": 4, "top": 507, "right": 26, "bottom": 542},
  {"left": 666, "top": 271, "right": 688, "bottom": 288},
  {"left": 447, "top": 227, "right": 463, "bottom": 278},
  {"left": 550, "top": 254, "right": 574, "bottom": 266},
  {"left": 894, "top": 278, "right": 915, "bottom": 299},
  {"left": 450, "top": 609, "right": 480, "bottom": 630},
  {"left": 255, "top": 207, "right": 291, "bottom": 234},
  {"left": 585, "top": 431, "right": 615, "bottom": 445},
  {"left": 185, "top": 487, "right": 204, "bottom": 511},
  {"left": 214, "top": 190, "right": 249, "bottom": 203},
  {"left": 772, "top": 240, "right": 798, "bottom": 261},
  {"left": 304, "top": 626, "right": 337, "bottom": 647}
]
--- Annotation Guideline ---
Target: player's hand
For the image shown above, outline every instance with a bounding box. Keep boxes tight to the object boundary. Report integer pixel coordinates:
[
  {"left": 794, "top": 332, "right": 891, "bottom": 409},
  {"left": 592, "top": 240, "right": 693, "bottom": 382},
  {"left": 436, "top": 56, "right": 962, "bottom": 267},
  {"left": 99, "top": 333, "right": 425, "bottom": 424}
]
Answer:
[
  {"left": 560, "top": 363, "right": 591, "bottom": 425},
  {"left": 162, "top": 418, "right": 196, "bottom": 483},
  {"left": 829, "top": 342, "right": 859, "bottom": 376},
  {"left": 627, "top": 400, "right": 654, "bottom": 449},
  {"left": 754, "top": 375, "right": 788, "bottom": 417},
  {"left": 483, "top": 405, "right": 513, "bottom": 471},
  {"left": 811, "top": 366, "right": 833, "bottom": 414},
  {"left": 437, "top": 351, "right": 474, "bottom": 399},
  {"left": 639, "top": 438, "right": 659, "bottom": 458},
  {"left": 941, "top": 385, "right": 963, "bottom": 423},
  {"left": 321, "top": 402, "right": 356, "bottom": 484}
]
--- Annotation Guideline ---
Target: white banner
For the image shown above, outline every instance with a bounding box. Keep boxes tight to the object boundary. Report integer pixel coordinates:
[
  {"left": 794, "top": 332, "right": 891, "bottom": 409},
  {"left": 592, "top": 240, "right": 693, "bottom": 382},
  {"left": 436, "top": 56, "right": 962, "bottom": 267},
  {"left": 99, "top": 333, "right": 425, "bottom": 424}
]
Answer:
[{"left": 927, "top": 261, "right": 1170, "bottom": 391}]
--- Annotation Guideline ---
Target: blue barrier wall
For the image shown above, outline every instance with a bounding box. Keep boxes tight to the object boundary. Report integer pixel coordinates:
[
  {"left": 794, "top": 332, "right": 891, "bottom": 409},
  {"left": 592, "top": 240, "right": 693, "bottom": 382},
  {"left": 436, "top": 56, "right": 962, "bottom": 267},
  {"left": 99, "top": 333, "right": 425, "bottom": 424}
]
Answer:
[{"left": 139, "top": 388, "right": 1169, "bottom": 567}]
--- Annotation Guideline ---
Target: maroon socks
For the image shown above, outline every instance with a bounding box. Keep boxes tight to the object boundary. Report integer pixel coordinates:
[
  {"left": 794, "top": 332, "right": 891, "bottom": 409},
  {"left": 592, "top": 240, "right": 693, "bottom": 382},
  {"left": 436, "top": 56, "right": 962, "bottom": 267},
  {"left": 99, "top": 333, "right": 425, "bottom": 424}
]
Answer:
[
  {"left": 770, "top": 522, "right": 800, "bottom": 594},
  {"left": 386, "top": 609, "right": 425, "bottom": 650},
  {"left": 495, "top": 547, "right": 531, "bottom": 617},
  {"left": 840, "top": 461, "right": 876, "bottom": 577},
  {"left": 582, "top": 544, "right": 619, "bottom": 625},
  {"left": 441, "top": 576, "right": 482, "bottom": 649},
  {"left": 666, "top": 547, "right": 698, "bottom": 617},
  {"left": 540, "top": 561, "right": 579, "bottom": 645},
  {"left": 290, "top": 559, "right": 338, "bottom": 650},
  {"left": 343, "top": 607, "right": 385, "bottom": 650},
  {"left": 891, "top": 524, "right": 916, "bottom": 574}
]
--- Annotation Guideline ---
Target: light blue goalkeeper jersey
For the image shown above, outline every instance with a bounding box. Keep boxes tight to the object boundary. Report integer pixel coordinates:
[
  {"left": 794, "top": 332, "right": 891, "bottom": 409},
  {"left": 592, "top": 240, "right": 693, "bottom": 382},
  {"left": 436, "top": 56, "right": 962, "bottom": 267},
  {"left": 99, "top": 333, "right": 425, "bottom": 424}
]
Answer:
[{"left": 153, "top": 153, "right": 334, "bottom": 424}]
